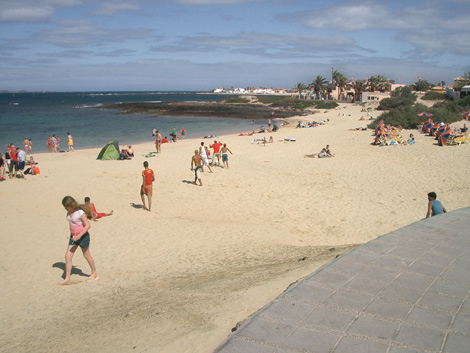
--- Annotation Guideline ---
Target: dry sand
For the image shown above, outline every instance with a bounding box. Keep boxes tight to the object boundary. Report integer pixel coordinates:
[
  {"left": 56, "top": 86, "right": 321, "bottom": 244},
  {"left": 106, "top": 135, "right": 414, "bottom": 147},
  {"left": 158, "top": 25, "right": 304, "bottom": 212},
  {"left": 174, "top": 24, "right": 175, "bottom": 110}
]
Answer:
[{"left": 1, "top": 102, "right": 469, "bottom": 353}]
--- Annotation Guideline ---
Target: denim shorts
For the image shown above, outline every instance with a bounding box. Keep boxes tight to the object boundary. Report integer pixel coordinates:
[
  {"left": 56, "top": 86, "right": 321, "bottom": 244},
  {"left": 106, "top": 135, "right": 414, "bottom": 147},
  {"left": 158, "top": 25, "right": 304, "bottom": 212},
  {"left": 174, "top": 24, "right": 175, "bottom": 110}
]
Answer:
[{"left": 68, "top": 232, "right": 90, "bottom": 248}]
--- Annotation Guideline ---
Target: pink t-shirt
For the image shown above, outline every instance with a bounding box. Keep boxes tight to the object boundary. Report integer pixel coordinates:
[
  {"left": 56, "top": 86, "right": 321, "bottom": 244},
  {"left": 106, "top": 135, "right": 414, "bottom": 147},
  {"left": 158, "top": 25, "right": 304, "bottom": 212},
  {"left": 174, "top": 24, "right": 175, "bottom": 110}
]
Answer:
[{"left": 67, "top": 209, "right": 85, "bottom": 236}]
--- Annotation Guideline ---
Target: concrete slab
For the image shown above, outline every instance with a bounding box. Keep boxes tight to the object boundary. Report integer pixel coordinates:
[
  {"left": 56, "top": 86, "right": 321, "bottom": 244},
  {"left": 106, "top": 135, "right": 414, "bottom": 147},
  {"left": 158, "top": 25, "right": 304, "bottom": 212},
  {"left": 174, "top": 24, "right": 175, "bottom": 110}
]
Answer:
[{"left": 214, "top": 208, "right": 470, "bottom": 353}]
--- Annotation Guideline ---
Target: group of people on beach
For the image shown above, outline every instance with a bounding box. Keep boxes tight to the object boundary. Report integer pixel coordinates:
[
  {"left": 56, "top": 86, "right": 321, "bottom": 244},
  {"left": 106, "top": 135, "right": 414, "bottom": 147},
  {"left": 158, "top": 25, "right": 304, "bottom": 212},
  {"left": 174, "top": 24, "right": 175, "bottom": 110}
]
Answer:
[
  {"left": 191, "top": 140, "right": 232, "bottom": 186},
  {"left": 1, "top": 143, "right": 38, "bottom": 180},
  {"left": 46, "top": 133, "right": 74, "bottom": 153},
  {"left": 152, "top": 127, "right": 186, "bottom": 152}
]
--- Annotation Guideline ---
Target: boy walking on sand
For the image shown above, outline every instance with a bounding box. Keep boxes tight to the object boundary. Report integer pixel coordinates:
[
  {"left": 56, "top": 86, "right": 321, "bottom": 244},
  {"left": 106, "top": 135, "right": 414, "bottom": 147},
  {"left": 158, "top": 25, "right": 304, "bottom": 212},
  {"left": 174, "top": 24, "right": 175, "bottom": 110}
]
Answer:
[
  {"left": 141, "top": 161, "right": 155, "bottom": 211},
  {"left": 426, "top": 192, "right": 447, "bottom": 218}
]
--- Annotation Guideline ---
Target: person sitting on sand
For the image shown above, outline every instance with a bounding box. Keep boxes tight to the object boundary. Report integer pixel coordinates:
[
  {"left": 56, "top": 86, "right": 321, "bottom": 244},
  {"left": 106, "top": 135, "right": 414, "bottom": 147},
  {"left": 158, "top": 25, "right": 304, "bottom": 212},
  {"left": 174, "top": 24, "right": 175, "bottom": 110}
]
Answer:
[
  {"left": 80, "top": 197, "right": 113, "bottom": 221},
  {"left": 26, "top": 155, "right": 36, "bottom": 165},
  {"left": 406, "top": 133, "right": 415, "bottom": 145},
  {"left": 426, "top": 192, "right": 446, "bottom": 218},
  {"left": 324, "top": 145, "right": 334, "bottom": 157},
  {"left": 127, "top": 145, "right": 134, "bottom": 157}
]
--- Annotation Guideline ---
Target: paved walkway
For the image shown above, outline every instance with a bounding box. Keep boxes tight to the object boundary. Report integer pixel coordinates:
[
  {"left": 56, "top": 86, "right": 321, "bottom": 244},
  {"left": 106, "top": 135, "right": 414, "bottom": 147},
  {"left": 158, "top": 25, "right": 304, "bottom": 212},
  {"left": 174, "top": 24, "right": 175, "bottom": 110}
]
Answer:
[{"left": 214, "top": 208, "right": 470, "bottom": 353}]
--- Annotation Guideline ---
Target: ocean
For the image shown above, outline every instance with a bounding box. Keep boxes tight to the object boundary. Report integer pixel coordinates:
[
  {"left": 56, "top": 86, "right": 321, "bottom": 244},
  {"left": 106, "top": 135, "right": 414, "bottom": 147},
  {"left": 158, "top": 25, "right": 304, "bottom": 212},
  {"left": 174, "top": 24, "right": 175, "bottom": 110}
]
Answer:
[{"left": 0, "top": 91, "right": 260, "bottom": 153}]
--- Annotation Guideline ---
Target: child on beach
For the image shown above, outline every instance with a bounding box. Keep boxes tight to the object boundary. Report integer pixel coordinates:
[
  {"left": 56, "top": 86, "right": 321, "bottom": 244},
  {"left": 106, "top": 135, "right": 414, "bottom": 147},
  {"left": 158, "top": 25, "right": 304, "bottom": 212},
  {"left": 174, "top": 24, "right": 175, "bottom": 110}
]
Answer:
[
  {"left": 60, "top": 196, "right": 98, "bottom": 284},
  {"left": 426, "top": 192, "right": 447, "bottom": 218}
]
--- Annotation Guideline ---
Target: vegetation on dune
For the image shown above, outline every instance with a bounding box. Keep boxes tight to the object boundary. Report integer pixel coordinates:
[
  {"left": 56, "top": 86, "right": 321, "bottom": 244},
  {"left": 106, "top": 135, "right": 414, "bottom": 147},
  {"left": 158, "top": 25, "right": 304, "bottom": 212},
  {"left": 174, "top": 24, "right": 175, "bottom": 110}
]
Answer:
[
  {"left": 254, "top": 95, "right": 338, "bottom": 110},
  {"left": 368, "top": 88, "right": 469, "bottom": 129},
  {"left": 421, "top": 91, "right": 447, "bottom": 101}
]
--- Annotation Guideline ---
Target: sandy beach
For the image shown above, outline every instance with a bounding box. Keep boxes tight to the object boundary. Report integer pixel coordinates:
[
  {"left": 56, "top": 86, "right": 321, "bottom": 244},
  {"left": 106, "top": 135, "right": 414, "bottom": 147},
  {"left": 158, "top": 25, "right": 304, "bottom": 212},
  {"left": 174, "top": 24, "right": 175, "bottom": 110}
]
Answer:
[{"left": 1, "top": 101, "right": 469, "bottom": 353}]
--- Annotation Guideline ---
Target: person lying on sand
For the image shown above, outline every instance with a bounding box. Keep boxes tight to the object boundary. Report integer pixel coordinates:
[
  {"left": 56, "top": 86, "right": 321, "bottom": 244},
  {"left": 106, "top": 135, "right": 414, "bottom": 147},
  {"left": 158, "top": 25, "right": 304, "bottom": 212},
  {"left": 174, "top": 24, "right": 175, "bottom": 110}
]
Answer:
[
  {"left": 80, "top": 197, "right": 113, "bottom": 221},
  {"left": 304, "top": 148, "right": 330, "bottom": 158}
]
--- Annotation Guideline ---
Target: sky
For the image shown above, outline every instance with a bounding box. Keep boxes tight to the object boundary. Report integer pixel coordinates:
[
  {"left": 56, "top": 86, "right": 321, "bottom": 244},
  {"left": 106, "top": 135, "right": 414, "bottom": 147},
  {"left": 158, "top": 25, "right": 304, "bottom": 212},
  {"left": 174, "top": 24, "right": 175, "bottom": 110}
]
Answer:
[{"left": 1, "top": 0, "right": 469, "bottom": 92}]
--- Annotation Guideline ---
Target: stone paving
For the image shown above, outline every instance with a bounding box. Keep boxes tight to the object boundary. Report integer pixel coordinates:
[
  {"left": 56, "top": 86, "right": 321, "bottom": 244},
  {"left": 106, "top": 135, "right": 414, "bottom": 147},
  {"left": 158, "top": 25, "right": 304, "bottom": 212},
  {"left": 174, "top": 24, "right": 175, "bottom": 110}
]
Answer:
[{"left": 214, "top": 208, "right": 470, "bottom": 353}]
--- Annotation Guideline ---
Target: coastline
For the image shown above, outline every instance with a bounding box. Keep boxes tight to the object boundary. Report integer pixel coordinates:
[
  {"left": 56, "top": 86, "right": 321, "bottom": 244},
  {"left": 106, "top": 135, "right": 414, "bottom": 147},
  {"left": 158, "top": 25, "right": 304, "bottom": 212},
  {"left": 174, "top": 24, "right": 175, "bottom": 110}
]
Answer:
[{"left": 1, "top": 102, "right": 469, "bottom": 353}]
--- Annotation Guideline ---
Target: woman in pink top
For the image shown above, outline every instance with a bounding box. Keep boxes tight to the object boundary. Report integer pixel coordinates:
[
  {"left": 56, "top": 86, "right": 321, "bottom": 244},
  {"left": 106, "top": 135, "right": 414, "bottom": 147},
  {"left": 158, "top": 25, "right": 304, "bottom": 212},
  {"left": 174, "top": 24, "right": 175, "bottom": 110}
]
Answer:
[{"left": 60, "top": 196, "right": 98, "bottom": 284}]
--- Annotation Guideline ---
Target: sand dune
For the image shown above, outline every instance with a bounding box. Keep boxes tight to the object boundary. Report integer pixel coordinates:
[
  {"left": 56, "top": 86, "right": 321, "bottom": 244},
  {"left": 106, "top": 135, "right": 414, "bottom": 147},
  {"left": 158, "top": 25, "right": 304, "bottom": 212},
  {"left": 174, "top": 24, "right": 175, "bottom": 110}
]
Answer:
[{"left": 1, "top": 102, "right": 469, "bottom": 352}]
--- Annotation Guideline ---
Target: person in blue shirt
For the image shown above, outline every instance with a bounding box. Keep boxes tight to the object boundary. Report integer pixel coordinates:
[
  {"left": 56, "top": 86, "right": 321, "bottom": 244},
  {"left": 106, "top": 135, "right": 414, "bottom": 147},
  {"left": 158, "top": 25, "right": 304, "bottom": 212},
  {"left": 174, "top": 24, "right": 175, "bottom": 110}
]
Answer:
[{"left": 426, "top": 192, "right": 447, "bottom": 218}]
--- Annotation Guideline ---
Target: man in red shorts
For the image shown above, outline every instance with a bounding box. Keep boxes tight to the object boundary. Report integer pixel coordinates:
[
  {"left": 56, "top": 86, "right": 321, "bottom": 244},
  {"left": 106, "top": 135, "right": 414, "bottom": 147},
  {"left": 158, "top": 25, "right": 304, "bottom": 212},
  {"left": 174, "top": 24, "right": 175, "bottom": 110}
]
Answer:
[{"left": 141, "top": 161, "right": 155, "bottom": 212}]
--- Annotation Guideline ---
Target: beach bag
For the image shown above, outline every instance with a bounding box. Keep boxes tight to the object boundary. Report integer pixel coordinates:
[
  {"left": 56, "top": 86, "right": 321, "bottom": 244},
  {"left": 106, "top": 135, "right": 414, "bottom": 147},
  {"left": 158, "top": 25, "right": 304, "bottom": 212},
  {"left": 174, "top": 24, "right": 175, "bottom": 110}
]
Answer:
[{"left": 31, "top": 165, "right": 40, "bottom": 174}]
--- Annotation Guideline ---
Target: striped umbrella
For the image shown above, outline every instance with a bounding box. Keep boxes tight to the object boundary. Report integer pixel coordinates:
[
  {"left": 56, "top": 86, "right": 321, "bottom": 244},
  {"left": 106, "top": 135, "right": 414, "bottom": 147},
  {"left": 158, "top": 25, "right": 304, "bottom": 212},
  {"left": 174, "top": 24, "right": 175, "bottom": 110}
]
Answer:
[{"left": 438, "top": 128, "right": 452, "bottom": 146}]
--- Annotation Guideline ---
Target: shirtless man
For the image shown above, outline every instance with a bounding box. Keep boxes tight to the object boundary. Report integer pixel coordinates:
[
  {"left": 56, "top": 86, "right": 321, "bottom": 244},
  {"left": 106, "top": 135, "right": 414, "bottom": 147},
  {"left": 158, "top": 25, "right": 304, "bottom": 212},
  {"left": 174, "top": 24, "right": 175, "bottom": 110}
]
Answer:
[
  {"left": 155, "top": 131, "right": 162, "bottom": 153},
  {"left": 221, "top": 143, "right": 233, "bottom": 169},
  {"left": 23, "top": 138, "right": 31, "bottom": 155},
  {"left": 81, "top": 197, "right": 113, "bottom": 221},
  {"left": 191, "top": 150, "right": 203, "bottom": 186}
]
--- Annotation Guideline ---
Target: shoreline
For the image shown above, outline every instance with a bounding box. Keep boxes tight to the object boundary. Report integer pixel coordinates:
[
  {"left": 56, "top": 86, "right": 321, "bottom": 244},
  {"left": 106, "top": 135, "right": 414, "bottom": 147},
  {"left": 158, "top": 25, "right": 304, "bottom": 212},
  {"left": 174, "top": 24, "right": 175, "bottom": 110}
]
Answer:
[{"left": 2, "top": 102, "right": 469, "bottom": 353}]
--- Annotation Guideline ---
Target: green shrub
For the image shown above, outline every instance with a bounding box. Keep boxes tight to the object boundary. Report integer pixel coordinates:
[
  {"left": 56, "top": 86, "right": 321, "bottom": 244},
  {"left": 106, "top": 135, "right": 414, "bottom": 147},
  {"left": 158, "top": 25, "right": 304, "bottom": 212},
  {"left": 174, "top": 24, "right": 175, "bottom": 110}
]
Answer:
[
  {"left": 256, "top": 96, "right": 295, "bottom": 106},
  {"left": 314, "top": 101, "right": 338, "bottom": 109},
  {"left": 222, "top": 97, "right": 250, "bottom": 103},
  {"left": 292, "top": 101, "right": 316, "bottom": 110},
  {"left": 377, "top": 96, "right": 415, "bottom": 110},
  {"left": 422, "top": 91, "right": 446, "bottom": 100}
]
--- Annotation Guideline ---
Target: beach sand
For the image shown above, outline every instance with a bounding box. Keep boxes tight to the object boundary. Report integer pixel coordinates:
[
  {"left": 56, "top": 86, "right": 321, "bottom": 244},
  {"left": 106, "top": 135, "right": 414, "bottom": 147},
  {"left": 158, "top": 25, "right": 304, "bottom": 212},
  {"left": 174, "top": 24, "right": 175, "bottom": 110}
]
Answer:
[{"left": 1, "top": 102, "right": 469, "bottom": 353}]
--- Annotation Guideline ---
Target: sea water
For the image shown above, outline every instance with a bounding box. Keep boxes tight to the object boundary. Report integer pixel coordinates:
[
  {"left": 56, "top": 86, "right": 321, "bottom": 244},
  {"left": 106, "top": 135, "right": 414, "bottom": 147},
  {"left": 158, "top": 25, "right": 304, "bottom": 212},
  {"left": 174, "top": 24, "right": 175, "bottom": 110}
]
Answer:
[{"left": 0, "top": 91, "right": 261, "bottom": 153}]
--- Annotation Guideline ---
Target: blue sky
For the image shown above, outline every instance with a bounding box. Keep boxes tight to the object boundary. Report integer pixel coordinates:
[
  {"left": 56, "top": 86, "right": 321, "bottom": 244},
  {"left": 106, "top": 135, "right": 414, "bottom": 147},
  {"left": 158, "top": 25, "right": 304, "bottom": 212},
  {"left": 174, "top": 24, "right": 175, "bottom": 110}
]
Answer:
[{"left": 1, "top": 0, "right": 469, "bottom": 91}]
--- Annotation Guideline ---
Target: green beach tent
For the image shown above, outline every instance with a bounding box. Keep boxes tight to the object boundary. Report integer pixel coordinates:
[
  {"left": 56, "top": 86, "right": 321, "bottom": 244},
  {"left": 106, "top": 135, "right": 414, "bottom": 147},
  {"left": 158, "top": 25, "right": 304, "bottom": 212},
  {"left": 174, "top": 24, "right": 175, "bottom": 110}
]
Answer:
[{"left": 97, "top": 141, "right": 120, "bottom": 160}]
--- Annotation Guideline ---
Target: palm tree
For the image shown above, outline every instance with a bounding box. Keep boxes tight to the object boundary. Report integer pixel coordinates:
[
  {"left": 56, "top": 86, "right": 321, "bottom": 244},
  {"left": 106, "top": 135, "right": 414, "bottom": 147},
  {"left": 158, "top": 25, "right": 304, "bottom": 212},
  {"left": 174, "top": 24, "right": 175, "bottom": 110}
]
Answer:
[
  {"left": 295, "top": 83, "right": 307, "bottom": 99},
  {"left": 333, "top": 70, "right": 347, "bottom": 100},
  {"left": 310, "top": 76, "right": 328, "bottom": 100},
  {"left": 351, "top": 80, "right": 366, "bottom": 102},
  {"left": 367, "top": 75, "right": 390, "bottom": 92},
  {"left": 412, "top": 79, "right": 432, "bottom": 92}
]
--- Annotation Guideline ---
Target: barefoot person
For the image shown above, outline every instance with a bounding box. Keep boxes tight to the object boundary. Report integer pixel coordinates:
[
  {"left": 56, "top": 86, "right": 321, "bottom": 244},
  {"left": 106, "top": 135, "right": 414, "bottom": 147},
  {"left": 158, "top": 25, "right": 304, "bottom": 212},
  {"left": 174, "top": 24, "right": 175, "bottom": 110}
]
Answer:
[
  {"left": 191, "top": 149, "right": 203, "bottom": 186},
  {"left": 60, "top": 196, "right": 98, "bottom": 284},
  {"left": 199, "top": 141, "right": 213, "bottom": 173},
  {"left": 221, "top": 143, "right": 233, "bottom": 169},
  {"left": 81, "top": 197, "right": 113, "bottom": 221},
  {"left": 141, "top": 161, "right": 155, "bottom": 211},
  {"left": 155, "top": 131, "right": 162, "bottom": 153}
]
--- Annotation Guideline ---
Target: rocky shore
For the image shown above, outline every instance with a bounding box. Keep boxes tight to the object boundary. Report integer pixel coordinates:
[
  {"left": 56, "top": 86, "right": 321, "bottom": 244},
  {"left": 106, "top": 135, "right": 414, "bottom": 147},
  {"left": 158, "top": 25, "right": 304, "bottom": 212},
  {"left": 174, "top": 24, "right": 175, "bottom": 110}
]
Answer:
[{"left": 103, "top": 101, "right": 306, "bottom": 120}]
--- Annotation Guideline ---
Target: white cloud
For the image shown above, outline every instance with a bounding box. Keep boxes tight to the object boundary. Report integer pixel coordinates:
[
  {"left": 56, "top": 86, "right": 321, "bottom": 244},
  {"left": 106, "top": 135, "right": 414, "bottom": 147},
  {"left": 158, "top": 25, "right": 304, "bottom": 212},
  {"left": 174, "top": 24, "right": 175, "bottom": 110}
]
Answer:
[
  {"left": 0, "top": 0, "right": 84, "bottom": 22},
  {"left": 152, "top": 32, "right": 360, "bottom": 58},
  {"left": 92, "top": 2, "right": 141, "bottom": 16},
  {"left": 174, "top": 0, "right": 265, "bottom": 5},
  {"left": 28, "top": 25, "right": 160, "bottom": 47},
  {"left": 0, "top": 5, "right": 54, "bottom": 22}
]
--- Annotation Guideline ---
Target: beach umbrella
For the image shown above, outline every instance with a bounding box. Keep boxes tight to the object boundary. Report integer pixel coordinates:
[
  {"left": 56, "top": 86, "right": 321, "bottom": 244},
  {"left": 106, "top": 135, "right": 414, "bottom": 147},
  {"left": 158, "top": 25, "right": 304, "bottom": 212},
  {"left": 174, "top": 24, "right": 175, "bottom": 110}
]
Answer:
[
  {"left": 438, "top": 128, "right": 452, "bottom": 146},
  {"left": 422, "top": 118, "right": 433, "bottom": 133},
  {"left": 375, "top": 126, "right": 385, "bottom": 144},
  {"left": 436, "top": 123, "right": 448, "bottom": 139},
  {"left": 430, "top": 122, "right": 440, "bottom": 136},
  {"left": 464, "top": 111, "right": 470, "bottom": 121},
  {"left": 423, "top": 119, "right": 432, "bottom": 133}
]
